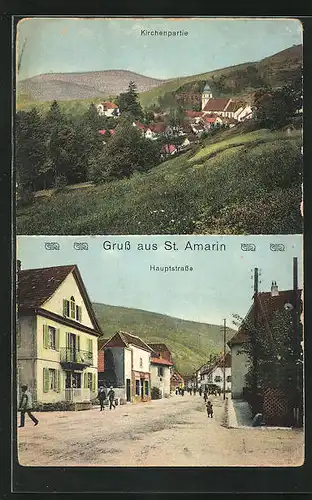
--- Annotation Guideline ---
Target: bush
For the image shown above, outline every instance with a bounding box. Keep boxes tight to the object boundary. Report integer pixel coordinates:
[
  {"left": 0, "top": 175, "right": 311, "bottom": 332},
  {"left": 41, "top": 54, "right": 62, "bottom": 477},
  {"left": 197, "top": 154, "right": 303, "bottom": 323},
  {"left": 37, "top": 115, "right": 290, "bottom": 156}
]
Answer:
[{"left": 151, "top": 386, "right": 162, "bottom": 400}]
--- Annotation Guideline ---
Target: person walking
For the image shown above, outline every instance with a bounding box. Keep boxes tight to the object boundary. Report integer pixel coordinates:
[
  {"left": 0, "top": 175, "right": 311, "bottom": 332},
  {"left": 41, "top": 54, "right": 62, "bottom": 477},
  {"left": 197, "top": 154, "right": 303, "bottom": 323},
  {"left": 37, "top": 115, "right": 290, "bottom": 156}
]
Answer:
[
  {"left": 199, "top": 387, "right": 202, "bottom": 397},
  {"left": 194, "top": 387, "right": 197, "bottom": 396},
  {"left": 18, "top": 384, "right": 39, "bottom": 428},
  {"left": 190, "top": 386, "right": 193, "bottom": 396},
  {"left": 107, "top": 386, "right": 116, "bottom": 410},
  {"left": 204, "top": 388, "right": 208, "bottom": 403},
  {"left": 97, "top": 386, "right": 107, "bottom": 411}
]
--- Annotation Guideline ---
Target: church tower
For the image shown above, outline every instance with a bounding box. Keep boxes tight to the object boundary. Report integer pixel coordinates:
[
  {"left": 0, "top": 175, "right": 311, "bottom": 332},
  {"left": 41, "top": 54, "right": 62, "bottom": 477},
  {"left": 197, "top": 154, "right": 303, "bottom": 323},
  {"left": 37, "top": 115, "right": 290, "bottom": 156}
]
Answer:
[{"left": 202, "top": 83, "right": 213, "bottom": 110}]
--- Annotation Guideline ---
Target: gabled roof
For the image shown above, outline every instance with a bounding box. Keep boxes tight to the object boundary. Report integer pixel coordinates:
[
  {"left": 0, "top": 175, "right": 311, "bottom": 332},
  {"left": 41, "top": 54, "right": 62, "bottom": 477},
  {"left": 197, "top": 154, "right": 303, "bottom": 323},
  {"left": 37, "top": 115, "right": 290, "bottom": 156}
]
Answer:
[
  {"left": 227, "top": 289, "right": 302, "bottom": 347},
  {"left": 98, "top": 338, "right": 110, "bottom": 350},
  {"left": 148, "top": 123, "right": 167, "bottom": 133},
  {"left": 148, "top": 343, "right": 170, "bottom": 353},
  {"left": 18, "top": 264, "right": 102, "bottom": 333},
  {"left": 184, "top": 110, "right": 203, "bottom": 118},
  {"left": 225, "top": 101, "right": 243, "bottom": 113},
  {"left": 151, "top": 357, "right": 173, "bottom": 366},
  {"left": 104, "top": 331, "right": 153, "bottom": 353},
  {"left": 203, "top": 98, "right": 231, "bottom": 112},
  {"left": 99, "top": 101, "right": 118, "bottom": 109}
]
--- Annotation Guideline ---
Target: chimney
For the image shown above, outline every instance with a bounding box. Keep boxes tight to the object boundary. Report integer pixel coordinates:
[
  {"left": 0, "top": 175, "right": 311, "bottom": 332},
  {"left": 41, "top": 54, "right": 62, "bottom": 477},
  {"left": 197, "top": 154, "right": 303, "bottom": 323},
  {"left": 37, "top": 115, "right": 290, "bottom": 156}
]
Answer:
[{"left": 271, "top": 280, "right": 279, "bottom": 297}]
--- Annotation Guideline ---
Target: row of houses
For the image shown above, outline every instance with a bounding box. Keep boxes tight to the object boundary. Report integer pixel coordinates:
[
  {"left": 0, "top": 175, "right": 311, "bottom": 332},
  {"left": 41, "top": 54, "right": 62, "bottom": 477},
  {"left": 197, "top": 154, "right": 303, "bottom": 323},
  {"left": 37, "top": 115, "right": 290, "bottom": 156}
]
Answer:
[{"left": 17, "top": 262, "right": 182, "bottom": 409}]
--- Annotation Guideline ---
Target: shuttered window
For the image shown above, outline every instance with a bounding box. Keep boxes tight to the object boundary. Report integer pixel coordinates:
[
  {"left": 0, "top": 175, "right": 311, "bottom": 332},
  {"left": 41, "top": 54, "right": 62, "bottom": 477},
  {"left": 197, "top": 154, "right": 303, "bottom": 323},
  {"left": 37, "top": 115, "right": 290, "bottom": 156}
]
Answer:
[
  {"left": 70, "top": 297, "right": 75, "bottom": 319},
  {"left": 43, "top": 325, "right": 49, "bottom": 349},
  {"left": 43, "top": 367, "right": 49, "bottom": 393},
  {"left": 63, "top": 299, "right": 70, "bottom": 317},
  {"left": 76, "top": 305, "right": 82, "bottom": 322}
]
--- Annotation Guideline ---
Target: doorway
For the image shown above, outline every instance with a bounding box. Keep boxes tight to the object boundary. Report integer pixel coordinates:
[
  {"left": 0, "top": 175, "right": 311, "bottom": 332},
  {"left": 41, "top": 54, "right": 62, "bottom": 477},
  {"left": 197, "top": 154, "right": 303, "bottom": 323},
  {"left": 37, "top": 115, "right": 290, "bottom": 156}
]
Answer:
[
  {"left": 126, "top": 378, "right": 131, "bottom": 402},
  {"left": 140, "top": 378, "right": 144, "bottom": 400}
]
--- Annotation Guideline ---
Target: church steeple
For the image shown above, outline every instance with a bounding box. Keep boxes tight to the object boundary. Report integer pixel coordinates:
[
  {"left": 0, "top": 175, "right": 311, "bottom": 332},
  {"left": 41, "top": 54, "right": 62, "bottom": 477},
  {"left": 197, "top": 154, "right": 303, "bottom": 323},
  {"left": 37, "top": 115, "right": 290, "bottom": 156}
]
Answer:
[{"left": 202, "top": 82, "right": 213, "bottom": 110}]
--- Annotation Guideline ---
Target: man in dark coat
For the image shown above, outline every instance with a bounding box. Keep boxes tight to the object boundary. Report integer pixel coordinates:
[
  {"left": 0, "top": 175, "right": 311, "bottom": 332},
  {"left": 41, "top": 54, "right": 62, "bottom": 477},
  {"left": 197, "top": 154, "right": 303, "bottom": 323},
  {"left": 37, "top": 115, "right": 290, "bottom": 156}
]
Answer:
[
  {"left": 107, "top": 386, "right": 116, "bottom": 410},
  {"left": 18, "top": 384, "right": 39, "bottom": 427},
  {"left": 97, "top": 386, "right": 107, "bottom": 411}
]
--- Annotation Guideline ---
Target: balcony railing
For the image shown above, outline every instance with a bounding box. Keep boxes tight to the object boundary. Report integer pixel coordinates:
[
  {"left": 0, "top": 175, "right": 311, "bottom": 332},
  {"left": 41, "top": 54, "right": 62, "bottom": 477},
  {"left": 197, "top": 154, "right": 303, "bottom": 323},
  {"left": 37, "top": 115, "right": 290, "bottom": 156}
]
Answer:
[
  {"left": 60, "top": 347, "right": 93, "bottom": 366},
  {"left": 65, "top": 388, "right": 91, "bottom": 402}
]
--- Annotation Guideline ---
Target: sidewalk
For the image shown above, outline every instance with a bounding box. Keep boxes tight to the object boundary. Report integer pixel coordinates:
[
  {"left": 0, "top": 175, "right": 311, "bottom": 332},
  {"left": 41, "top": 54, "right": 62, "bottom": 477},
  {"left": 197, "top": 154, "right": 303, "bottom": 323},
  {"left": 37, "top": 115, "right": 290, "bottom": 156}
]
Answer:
[{"left": 227, "top": 396, "right": 253, "bottom": 428}]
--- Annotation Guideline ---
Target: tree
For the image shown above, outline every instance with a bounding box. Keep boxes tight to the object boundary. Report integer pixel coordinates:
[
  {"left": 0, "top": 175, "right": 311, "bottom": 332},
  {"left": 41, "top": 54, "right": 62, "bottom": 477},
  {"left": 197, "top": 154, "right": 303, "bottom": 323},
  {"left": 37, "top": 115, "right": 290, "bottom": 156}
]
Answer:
[
  {"left": 252, "top": 72, "right": 302, "bottom": 130},
  {"left": 116, "top": 81, "right": 143, "bottom": 120},
  {"left": 16, "top": 108, "right": 47, "bottom": 192}
]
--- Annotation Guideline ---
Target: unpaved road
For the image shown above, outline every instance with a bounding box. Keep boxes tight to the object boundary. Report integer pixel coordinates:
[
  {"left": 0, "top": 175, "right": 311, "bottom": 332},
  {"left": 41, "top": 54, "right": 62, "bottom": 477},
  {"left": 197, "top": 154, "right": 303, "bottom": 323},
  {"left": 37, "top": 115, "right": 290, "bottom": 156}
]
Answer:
[{"left": 17, "top": 394, "right": 304, "bottom": 467}]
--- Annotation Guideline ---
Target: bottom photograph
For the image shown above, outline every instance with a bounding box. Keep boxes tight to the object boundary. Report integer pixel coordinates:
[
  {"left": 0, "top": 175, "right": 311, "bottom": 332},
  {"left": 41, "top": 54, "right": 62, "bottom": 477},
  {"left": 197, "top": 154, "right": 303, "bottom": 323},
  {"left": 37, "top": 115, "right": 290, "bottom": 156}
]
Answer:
[{"left": 15, "top": 235, "right": 304, "bottom": 467}]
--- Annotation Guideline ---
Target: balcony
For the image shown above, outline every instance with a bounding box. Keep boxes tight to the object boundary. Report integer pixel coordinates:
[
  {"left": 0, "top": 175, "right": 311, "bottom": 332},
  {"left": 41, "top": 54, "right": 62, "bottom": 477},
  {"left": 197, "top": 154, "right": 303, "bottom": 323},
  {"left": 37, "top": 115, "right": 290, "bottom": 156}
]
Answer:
[
  {"left": 65, "top": 388, "right": 91, "bottom": 403},
  {"left": 60, "top": 348, "right": 93, "bottom": 369}
]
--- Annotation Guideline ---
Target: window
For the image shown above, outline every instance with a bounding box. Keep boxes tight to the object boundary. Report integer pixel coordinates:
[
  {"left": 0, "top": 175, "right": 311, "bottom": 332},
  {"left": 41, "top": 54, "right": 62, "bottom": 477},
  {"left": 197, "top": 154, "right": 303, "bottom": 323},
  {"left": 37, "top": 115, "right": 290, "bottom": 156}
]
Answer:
[
  {"left": 214, "top": 375, "right": 222, "bottom": 383},
  {"left": 135, "top": 379, "right": 140, "bottom": 396},
  {"left": 48, "top": 326, "right": 56, "bottom": 349},
  {"left": 227, "top": 375, "right": 231, "bottom": 383},
  {"left": 70, "top": 296, "right": 75, "bottom": 319},
  {"left": 139, "top": 357, "right": 143, "bottom": 368},
  {"left": 49, "top": 369, "right": 57, "bottom": 391},
  {"left": 157, "top": 366, "right": 164, "bottom": 377},
  {"left": 63, "top": 298, "right": 82, "bottom": 321},
  {"left": 144, "top": 380, "right": 149, "bottom": 396}
]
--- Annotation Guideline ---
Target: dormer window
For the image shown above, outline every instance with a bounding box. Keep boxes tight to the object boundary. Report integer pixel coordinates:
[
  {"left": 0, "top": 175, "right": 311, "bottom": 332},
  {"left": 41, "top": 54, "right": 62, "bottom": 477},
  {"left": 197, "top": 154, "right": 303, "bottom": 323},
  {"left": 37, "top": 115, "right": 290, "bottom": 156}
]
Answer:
[{"left": 63, "top": 297, "right": 82, "bottom": 322}]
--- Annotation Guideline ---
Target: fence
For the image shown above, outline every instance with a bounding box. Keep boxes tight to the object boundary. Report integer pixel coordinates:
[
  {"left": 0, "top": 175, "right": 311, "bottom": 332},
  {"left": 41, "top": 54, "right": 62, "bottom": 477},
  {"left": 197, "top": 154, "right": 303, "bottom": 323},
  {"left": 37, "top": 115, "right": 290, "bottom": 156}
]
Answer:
[{"left": 65, "top": 388, "right": 91, "bottom": 403}]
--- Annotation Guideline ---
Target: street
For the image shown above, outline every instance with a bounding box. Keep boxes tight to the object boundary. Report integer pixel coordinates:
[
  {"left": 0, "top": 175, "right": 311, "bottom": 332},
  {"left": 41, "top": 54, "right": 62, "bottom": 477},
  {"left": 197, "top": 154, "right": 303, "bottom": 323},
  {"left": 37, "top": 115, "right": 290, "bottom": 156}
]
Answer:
[{"left": 17, "top": 394, "right": 304, "bottom": 467}]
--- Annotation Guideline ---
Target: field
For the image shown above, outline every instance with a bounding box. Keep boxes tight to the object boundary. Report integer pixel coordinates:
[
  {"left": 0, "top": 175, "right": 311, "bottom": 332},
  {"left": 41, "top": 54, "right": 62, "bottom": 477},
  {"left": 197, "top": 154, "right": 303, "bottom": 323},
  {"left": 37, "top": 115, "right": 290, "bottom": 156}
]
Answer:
[
  {"left": 93, "top": 303, "right": 236, "bottom": 376},
  {"left": 16, "top": 127, "right": 303, "bottom": 236}
]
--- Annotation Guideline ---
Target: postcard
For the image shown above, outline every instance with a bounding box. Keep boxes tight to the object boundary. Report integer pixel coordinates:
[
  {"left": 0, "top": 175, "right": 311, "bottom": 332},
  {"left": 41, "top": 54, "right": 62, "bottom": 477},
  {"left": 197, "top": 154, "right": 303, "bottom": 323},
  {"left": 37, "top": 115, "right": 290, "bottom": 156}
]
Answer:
[
  {"left": 15, "top": 17, "right": 303, "bottom": 235},
  {"left": 15, "top": 234, "right": 304, "bottom": 467}
]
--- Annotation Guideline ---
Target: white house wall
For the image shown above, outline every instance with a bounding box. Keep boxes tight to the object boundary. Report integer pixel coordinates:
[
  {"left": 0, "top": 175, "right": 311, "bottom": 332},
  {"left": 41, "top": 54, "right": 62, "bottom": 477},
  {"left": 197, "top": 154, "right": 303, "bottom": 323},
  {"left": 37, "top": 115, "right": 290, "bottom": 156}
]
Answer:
[
  {"left": 231, "top": 345, "right": 250, "bottom": 398},
  {"left": 42, "top": 272, "right": 94, "bottom": 330},
  {"left": 124, "top": 347, "right": 132, "bottom": 384},
  {"left": 150, "top": 364, "right": 171, "bottom": 397},
  {"left": 131, "top": 345, "right": 151, "bottom": 373}
]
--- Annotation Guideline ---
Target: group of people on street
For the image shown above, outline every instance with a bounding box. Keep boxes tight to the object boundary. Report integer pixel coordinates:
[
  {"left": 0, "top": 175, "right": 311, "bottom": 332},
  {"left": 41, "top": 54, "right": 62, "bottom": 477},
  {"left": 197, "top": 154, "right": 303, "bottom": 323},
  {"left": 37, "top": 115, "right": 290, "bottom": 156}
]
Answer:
[{"left": 97, "top": 386, "right": 116, "bottom": 411}]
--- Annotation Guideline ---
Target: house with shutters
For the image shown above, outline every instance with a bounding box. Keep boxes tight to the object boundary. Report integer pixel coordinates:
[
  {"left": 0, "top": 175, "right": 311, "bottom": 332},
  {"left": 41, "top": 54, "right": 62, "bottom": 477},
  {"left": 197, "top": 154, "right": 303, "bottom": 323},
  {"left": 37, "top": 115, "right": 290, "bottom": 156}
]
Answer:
[
  {"left": 148, "top": 344, "right": 173, "bottom": 398},
  {"left": 17, "top": 262, "right": 102, "bottom": 409},
  {"left": 102, "top": 331, "right": 152, "bottom": 403},
  {"left": 97, "top": 101, "right": 120, "bottom": 117}
]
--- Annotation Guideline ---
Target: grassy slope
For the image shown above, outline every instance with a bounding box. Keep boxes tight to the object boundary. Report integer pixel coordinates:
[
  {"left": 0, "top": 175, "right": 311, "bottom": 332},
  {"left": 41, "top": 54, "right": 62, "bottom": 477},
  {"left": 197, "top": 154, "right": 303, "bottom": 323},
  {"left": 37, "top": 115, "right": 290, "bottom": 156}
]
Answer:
[
  {"left": 17, "top": 128, "right": 302, "bottom": 235},
  {"left": 93, "top": 303, "right": 236, "bottom": 376}
]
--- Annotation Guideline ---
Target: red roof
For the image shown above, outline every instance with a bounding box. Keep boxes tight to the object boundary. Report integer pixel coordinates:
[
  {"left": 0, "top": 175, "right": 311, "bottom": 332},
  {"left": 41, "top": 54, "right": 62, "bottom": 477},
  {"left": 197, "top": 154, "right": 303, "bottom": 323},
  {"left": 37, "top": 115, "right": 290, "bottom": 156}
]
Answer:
[
  {"left": 184, "top": 111, "right": 203, "bottom": 118},
  {"left": 203, "top": 116, "right": 217, "bottom": 123},
  {"left": 203, "top": 98, "right": 231, "bottom": 112},
  {"left": 100, "top": 101, "right": 118, "bottom": 109},
  {"left": 133, "top": 122, "right": 146, "bottom": 130},
  {"left": 98, "top": 129, "right": 107, "bottom": 135},
  {"left": 151, "top": 357, "right": 173, "bottom": 366},
  {"left": 148, "top": 123, "right": 167, "bottom": 133},
  {"left": 109, "top": 129, "right": 116, "bottom": 135},
  {"left": 162, "top": 144, "right": 177, "bottom": 154}
]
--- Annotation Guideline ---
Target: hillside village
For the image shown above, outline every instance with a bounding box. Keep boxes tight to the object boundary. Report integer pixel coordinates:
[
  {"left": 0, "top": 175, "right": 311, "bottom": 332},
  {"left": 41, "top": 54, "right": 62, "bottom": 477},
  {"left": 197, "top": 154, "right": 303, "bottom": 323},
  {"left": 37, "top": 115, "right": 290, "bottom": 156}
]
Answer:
[{"left": 16, "top": 43, "right": 303, "bottom": 236}]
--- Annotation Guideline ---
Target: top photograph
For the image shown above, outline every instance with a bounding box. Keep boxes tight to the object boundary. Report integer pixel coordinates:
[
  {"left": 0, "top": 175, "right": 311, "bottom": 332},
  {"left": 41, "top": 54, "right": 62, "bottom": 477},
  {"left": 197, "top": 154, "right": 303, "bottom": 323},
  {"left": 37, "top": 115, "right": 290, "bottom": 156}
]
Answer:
[{"left": 15, "top": 17, "right": 303, "bottom": 235}]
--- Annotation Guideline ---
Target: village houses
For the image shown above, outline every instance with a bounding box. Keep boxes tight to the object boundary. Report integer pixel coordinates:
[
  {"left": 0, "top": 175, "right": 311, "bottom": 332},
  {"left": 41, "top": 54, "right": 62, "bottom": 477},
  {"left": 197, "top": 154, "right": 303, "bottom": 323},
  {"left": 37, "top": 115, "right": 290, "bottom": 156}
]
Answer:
[
  {"left": 199, "top": 353, "right": 232, "bottom": 393},
  {"left": 97, "top": 101, "right": 120, "bottom": 117},
  {"left": 148, "top": 343, "right": 173, "bottom": 398},
  {"left": 17, "top": 262, "right": 101, "bottom": 409},
  {"left": 100, "top": 331, "right": 152, "bottom": 404},
  {"left": 227, "top": 283, "right": 302, "bottom": 400}
]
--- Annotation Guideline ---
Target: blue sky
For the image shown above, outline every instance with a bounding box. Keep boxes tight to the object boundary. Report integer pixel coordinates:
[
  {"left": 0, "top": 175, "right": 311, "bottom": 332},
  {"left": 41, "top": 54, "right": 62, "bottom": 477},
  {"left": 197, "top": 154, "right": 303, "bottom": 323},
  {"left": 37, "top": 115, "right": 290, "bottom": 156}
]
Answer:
[
  {"left": 17, "top": 17, "right": 303, "bottom": 80},
  {"left": 17, "top": 235, "right": 303, "bottom": 328}
]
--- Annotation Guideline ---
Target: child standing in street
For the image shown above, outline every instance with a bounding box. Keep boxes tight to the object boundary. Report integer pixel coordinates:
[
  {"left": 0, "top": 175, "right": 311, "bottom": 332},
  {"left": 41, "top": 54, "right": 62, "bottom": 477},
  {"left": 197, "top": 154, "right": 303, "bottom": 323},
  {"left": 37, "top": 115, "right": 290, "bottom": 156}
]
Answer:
[{"left": 206, "top": 400, "right": 213, "bottom": 418}]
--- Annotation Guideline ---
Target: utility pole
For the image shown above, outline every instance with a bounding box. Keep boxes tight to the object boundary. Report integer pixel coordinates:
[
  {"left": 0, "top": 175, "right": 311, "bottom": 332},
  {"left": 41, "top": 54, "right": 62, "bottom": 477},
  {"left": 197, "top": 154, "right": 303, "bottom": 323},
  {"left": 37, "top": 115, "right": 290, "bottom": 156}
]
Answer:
[
  {"left": 252, "top": 268, "right": 259, "bottom": 404},
  {"left": 223, "top": 319, "right": 226, "bottom": 401}
]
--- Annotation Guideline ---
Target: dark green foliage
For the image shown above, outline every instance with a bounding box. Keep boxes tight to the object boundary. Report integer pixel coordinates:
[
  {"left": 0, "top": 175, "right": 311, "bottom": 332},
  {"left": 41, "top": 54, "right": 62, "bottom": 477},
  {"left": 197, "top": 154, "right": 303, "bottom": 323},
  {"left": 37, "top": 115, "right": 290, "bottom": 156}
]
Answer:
[
  {"left": 234, "top": 308, "right": 303, "bottom": 391},
  {"left": 116, "top": 81, "right": 143, "bottom": 119},
  {"left": 151, "top": 387, "right": 162, "bottom": 400},
  {"left": 253, "top": 73, "right": 302, "bottom": 130},
  {"left": 17, "top": 129, "right": 303, "bottom": 235}
]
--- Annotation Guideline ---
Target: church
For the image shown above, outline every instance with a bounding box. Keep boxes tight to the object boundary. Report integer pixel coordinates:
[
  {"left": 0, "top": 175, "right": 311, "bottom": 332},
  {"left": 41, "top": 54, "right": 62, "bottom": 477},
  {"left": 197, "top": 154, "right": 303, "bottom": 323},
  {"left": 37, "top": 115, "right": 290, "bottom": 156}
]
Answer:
[{"left": 201, "top": 83, "right": 252, "bottom": 122}]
